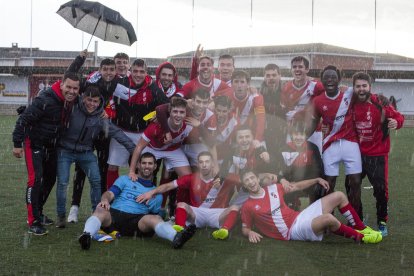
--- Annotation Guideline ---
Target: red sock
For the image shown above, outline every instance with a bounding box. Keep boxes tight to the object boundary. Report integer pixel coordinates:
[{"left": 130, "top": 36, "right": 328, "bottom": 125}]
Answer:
[
  {"left": 333, "top": 223, "right": 364, "bottom": 242},
  {"left": 106, "top": 170, "right": 119, "bottom": 190},
  {"left": 175, "top": 207, "right": 187, "bottom": 227},
  {"left": 222, "top": 210, "right": 239, "bottom": 230},
  {"left": 339, "top": 203, "right": 365, "bottom": 230}
]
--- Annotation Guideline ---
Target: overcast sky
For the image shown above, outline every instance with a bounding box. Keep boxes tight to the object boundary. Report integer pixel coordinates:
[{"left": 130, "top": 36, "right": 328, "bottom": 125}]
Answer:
[{"left": 2, "top": 0, "right": 414, "bottom": 58}]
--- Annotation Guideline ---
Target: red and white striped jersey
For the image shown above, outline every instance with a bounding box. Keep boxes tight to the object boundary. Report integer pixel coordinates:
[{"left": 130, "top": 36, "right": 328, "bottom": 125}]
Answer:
[
  {"left": 142, "top": 121, "right": 193, "bottom": 151},
  {"left": 312, "top": 88, "right": 358, "bottom": 152},
  {"left": 174, "top": 173, "right": 239, "bottom": 208},
  {"left": 241, "top": 184, "right": 299, "bottom": 240}
]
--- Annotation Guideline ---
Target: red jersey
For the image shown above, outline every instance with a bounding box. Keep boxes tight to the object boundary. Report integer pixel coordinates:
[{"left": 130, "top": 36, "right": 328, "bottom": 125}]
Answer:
[
  {"left": 180, "top": 77, "right": 230, "bottom": 99},
  {"left": 241, "top": 184, "right": 299, "bottom": 240},
  {"left": 184, "top": 108, "right": 217, "bottom": 145},
  {"left": 142, "top": 121, "right": 193, "bottom": 151},
  {"left": 216, "top": 114, "right": 238, "bottom": 162},
  {"left": 281, "top": 80, "right": 325, "bottom": 120},
  {"left": 174, "top": 173, "right": 240, "bottom": 208},
  {"left": 216, "top": 89, "right": 266, "bottom": 142},
  {"left": 312, "top": 88, "right": 358, "bottom": 152},
  {"left": 353, "top": 94, "right": 404, "bottom": 156}
]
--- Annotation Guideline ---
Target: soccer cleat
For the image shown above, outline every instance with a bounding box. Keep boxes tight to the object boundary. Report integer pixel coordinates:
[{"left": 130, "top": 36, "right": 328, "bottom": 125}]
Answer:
[
  {"left": 361, "top": 232, "right": 382, "bottom": 244},
  {"left": 172, "top": 224, "right": 196, "bottom": 249},
  {"left": 172, "top": 224, "right": 184, "bottom": 233},
  {"left": 107, "top": 230, "right": 121, "bottom": 239},
  {"left": 40, "top": 214, "right": 54, "bottom": 226},
  {"left": 356, "top": 226, "right": 381, "bottom": 236},
  {"left": 55, "top": 216, "right": 66, "bottom": 228},
  {"left": 92, "top": 230, "right": 114, "bottom": 243},
  {"left": 79, "top": 232, "right": 92, "bottom": 250},
  {"left": 378, "top": 221, "right": 388, "bottom": 237},
  {"left": 212, "top": 228, "right": 229, "bottom": 240},
  {"left": 67, "top": 205, "right": 79, "bottom": 223},
  {"left": 28, "top": 224, "right": 48, "bottom": 236}
]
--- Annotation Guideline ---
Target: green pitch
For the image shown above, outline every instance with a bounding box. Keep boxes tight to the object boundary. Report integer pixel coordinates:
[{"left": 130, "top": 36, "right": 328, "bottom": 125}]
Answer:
[{"left": 1, "top": 116, "right": 413, "bottom": 275}]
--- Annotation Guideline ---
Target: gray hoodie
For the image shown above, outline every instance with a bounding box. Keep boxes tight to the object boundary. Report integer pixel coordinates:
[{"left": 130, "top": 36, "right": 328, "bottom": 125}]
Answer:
[{"left": 58, "top": 95, "right": 135, "bottom": 153}]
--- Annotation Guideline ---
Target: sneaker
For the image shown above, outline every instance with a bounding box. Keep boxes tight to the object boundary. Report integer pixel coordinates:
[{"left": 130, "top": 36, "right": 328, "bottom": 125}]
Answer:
[
  {"left": 361, "top": 232, "right": 383, "bottom": 244},
  {"left": 79, "top": 232, "right": 92, "bottom": 250},
  {"left": 172, "top": 224, "right": 196, "bottom": 249},
  {"left": 212, "top": 228, "right": 229, "bottom": 240},
  {"left": 55, "top": 216, "right": 66, "bottom": 228},
  {"left": 67, "top": 206, "right": 79, "bottom": 223},
  {"left": 356, "top": 226, "right": 381, "bottom": 236},
  {"left": 40, "top": 214, "right": 54, "bottom": 226},
  {"left": 172, "top": 224, "right": 184, "bottom": 233},
  {"left": 28, "top": 224, "right": 48, "bottom": 236},
  {"left": 378, "top": 221, "right": 388, "bottom": 237}
]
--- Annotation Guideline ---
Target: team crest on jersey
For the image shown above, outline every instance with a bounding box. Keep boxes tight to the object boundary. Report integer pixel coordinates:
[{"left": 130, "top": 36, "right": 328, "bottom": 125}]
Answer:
[
  {"left": 254, "top": 205, "right": 261, "bottom": 210},
  {"left": 323, "top": 105, "right": 328, "bottom": 111},
  {"left": 344, "top": 97, "right": 349, "bottom": 106},
  {"left": 366, "top": 111, "right": 371, "bottom": 121}
]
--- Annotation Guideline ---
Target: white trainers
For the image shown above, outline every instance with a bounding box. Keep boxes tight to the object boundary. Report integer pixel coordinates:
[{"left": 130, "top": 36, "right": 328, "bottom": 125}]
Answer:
[{"left": 67, "top": 205, "right": 79, "bottom": 223}]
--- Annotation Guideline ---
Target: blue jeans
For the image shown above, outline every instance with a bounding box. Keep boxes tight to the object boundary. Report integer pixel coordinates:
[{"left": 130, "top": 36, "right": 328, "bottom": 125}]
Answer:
[{"left": 56, "top": 149, "right": 101, "bottom": 217}]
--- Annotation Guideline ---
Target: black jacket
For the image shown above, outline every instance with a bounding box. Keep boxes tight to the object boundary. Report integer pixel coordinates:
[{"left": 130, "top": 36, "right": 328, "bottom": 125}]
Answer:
[
  {"left": 67, "top": 55, "right": 117, "bottom": 106},
  {"left": 13, "top": 81, "right": 67, "bottom": 149},
  {"left": 112, "top": 75, "right": 169, "bottom": 132}
]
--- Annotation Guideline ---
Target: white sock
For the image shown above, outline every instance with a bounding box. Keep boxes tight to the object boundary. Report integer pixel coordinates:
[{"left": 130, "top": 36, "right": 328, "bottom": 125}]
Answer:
[
  {"left": 154, "top": 222, "right": 177, "bottom": 242},
  {"left": 83, "top": 216, "right": 102, "bottom": 236}
]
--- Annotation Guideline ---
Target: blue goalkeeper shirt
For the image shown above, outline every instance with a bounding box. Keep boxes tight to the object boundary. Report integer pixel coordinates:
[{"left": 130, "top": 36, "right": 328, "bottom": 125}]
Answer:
[{"left": 109, "top": 175, "right": 162, "bottom": 215}]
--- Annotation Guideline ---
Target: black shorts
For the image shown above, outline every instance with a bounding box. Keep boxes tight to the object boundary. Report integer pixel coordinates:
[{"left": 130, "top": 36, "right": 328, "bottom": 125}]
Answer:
[{"left": 108, "top": 208, "right": 155, "bottom": 237}]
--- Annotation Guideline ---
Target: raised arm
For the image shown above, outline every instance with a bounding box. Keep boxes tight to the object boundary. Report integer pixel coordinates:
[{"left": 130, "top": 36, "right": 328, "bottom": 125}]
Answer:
[{"left": 128, "top": 138, "right": 150, "bottom": 181}]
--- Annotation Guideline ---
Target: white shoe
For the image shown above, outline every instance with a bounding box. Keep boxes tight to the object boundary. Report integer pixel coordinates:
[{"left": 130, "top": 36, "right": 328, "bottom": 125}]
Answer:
[{"left": 67, "top": 205, "right": 79, "bottom": 223}]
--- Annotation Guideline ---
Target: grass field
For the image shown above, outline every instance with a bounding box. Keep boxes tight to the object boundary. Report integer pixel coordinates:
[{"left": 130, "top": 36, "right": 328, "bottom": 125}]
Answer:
[{"left": 1, "top": 115, "right": 413, "bottom": 275}]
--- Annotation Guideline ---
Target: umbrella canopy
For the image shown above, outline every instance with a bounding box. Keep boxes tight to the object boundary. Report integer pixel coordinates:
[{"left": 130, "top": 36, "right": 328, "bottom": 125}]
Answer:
[{"left": 57, "top": 0, "right": 137, "bottom": 46}]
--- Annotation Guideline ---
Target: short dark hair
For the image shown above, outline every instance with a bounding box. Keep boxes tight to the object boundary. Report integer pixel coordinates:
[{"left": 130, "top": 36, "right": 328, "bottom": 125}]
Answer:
[
  {"left": 219, "top": 54, "right": 234, "bottom": 65},
  {"left": 199, "top": 56, "right": 214, "bottom": 65},
  {"left": 352, "top": 72, "right": 372, "bottom": 86},
  {"left": 139, "top": 152, "right": 156, "bottom": 163},
  {"left": 240, "top": 169, "right": 257, "bottom": 181},
  {"left": 321, "top": 65, "right": 341, "bottom": 82},
  {"left": 83, "top": 85, "right": 101, "bottom": 98},
  {"left": 214, "top": 95, "right": 232, "bottom": 108},
  {"left": 100, "top": 58, "right": 115, "bottom": 68},
  {"left": 231, "top": 70, "right": 250, "bottom": 83},
  {"left": 236, "top": 124, "right": 252, "bottom": 134},
  {"left": 264, "top": 63, "right": 280, "bottom": 74},
  {"left": 170, "top": 96, "right": 187, "bottom": 110},
  {"left": 114, "top": 52, "right": 129, "bottom": 60},
  {"left": 291, "top": 56, "right": 310, "bottom": 69},
  {"left": 62, "top": 71, "right": 80, "bottom": 82},
  {"left": 193, "top": 88, "right": 210, "bottom": 100},
  {"left": 198, "top": 151, "right": 213, "bottom": 161},
  {"left": 132, "top": 59, "right": 147, "bottom": 70},
  {"left": 290, "top": 120, "right": 306, "bottom": 134},
  {"left": 160, "top": 62, "right": 176, "bottom": 72}
]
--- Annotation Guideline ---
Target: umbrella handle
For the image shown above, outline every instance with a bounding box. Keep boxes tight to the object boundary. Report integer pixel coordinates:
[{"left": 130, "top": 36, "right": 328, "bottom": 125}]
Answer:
[{"left": 86, "top": 16, "right": 102, "bottom": 50}]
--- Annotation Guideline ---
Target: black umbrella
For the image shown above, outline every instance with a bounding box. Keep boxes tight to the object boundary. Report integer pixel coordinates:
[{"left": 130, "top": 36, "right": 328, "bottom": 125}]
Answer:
[{"left": 57, "top": 0, "right": 137, "bottom": 47}]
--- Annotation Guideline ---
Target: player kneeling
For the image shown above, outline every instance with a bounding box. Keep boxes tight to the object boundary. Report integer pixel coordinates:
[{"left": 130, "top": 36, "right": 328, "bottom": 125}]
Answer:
[
  {"left": 78, "top": 153, "right": 196, "bottom": 250},
  {"left": 240, "top": 170, "right": 382, "bottom": 244}
]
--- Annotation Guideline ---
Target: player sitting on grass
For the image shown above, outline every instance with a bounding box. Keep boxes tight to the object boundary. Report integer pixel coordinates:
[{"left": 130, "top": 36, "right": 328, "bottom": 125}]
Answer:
[
  {"left": 78, "top": 152, "right": 196, "bottom": 250},
  {"left": 240, "top": 170, "right": 382, "bottom": 244},
  {"left": 137, "top": 151, "right": 240, "bottom": 240}
]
